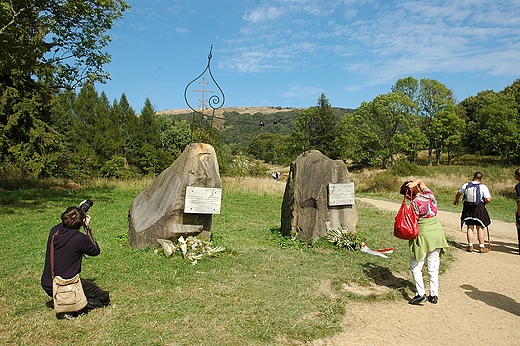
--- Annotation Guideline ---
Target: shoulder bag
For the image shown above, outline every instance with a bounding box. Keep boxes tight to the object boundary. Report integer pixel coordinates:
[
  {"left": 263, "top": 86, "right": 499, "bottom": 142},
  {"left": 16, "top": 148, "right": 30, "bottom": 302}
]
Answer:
[
  {"left": 394, "top": 191, "right": 419, "bottom": 240},
  {"left": 50, "top": 230, "right": 87, "bottom": 313}
]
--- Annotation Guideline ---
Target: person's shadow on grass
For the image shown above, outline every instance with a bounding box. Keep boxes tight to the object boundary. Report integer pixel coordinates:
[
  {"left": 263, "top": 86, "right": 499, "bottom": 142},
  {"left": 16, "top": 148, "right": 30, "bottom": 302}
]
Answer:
[
  {"left": 361, "top": 263, "right": 415, "bottom": 300},
  {"left": 460, "top": 284, "right": 520, "bottom": 316}
]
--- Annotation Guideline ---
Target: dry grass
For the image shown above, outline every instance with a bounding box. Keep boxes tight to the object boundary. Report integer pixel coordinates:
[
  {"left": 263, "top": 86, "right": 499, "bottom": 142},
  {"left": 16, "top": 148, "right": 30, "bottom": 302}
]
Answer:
[
  {"left": 351, "top": 167, "right": 517, "bottom": 192},
  {"left": 418, "top": 172, "right": 515, "bottom": 194},
  {"left": 397, "top": 173, "right": 470, "bottom": 191},
  {"left": 79, "top": 166, "right": 517, "bottom": 200},
  {"left": 222, "top": 176, "right": 286, "bottom": 194}
]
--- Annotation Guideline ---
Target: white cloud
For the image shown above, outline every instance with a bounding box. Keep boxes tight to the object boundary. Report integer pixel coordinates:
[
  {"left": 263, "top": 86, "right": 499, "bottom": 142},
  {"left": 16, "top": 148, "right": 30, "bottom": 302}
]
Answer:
[
  {"left": 282, "top": 85, "right": 323, "bottom": 99},
  {"left": 243, "top": 6, "right": 286, "bottom": 22},
  {"left": 219, "top": 41, "right": 319, "bottom": 73},
  {"left": 225, "top": 0, "right": 520, "bottom": 93},
  {"left": 219, "top": 48, "right": 278, "bottom": 73},
  {"left": 176, "top": 27, "right": 190, "bottom": 34},
  {"left": 335, "top": 1, "right": 520, "bottom": 85}
]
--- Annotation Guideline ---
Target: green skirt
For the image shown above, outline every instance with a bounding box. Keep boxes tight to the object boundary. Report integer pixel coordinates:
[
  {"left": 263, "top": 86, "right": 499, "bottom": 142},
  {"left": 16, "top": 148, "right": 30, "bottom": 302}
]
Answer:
[{"left": 409, "top": 216, "right": 448, "bottom": 261}]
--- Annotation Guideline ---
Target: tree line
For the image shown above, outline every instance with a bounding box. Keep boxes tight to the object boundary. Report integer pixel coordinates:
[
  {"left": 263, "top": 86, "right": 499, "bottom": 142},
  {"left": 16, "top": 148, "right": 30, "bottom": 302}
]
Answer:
[
  {"left": 48, "top": 86, "right": 193, "bottom": 179},
  {"left": 3, "top": 76, "right": 520, "bottom": 181},
  {"left": 247, "top": 78, "right": 520, "bottom": 169},
  {"left": 353, "top": 77, "right": 520, "bottom": 167},
  {"left": 2, "top": 1, "right": 520, "bottom": 183}
]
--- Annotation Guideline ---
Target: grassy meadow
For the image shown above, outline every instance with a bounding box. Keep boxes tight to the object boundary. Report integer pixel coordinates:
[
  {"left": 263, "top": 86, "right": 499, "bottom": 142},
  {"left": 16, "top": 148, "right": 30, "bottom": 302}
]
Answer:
[{"left": 0, "top": 164, "right": 518, "bottom": 345}]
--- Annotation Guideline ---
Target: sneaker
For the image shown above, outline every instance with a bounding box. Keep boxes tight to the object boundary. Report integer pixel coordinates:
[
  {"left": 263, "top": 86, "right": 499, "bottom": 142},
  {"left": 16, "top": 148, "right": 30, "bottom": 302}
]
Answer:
[
  {"left": 409, "top": 294, "right": 427, "bottom": 305},
  {"left": 428, "top": 295, "right": 438, "bottom": 304},
  {"left": 479, "top": 246, "right": 489, "bottom": 253},
  {"left": 466, "top": 245, "right": 473, "bottom": 252}
]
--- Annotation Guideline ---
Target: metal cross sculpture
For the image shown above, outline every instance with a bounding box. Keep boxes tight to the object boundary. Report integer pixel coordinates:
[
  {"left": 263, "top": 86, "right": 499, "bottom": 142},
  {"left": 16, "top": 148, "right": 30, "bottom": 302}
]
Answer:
[{"left": 184, "top": 45, "right": 225, "bottom": 141}]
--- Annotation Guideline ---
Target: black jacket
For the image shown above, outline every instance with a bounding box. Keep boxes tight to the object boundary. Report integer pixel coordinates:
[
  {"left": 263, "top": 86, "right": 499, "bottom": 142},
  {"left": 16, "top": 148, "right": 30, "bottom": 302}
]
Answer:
[{"left": 41, "top": 223, "right": 100, "bottom": 297}]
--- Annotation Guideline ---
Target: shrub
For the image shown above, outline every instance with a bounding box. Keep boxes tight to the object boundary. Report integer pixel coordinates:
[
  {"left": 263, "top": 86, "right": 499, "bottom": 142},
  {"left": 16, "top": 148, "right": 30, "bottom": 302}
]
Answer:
[
  {"left": 388, "top": 159, "right": 428, "bottom": 177},
  {"left": 367, "top": 170, "right": 401, "bottom": 193},
  {"left": 100, "top": 156, "right": 139, "bottom": 179}
]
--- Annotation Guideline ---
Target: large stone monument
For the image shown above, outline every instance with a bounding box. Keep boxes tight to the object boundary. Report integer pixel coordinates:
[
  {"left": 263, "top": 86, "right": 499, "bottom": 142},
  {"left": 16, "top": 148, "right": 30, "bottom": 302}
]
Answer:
[
  {"left": 281, "top": 150, "right": 358, "bottom": 240},
  {"left": 128, "top": 143, "right": 222, "bottom": 249}
]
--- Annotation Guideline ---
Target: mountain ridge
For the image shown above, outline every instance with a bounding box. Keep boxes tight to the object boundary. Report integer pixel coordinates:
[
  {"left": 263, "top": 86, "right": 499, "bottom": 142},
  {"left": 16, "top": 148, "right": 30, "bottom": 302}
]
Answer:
[{"left": 157, "top": 106, "right": 300, "bottom": 117}]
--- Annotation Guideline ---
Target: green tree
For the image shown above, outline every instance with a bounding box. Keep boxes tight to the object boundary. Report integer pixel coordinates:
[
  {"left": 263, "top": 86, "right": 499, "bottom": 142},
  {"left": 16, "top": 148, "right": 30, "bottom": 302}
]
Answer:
[
  {"left": 290, "top": 107, "right": 314, "bottom": 155},
  {"left": 290, "top": 93, "right": 339, "bottom": 159},
  {"left": 116, "top": 93, "right": 139, "bottom": 167},
  {"left": 390, "top": 77, "right": 429, "bottom": 164},
  {"left": 456, "top": 92, "right": 488, "bottom": 153},
  {"left": 457, "top": 87, "right": 520, "bottom": 164},
  {"left": 107, "top": 98, "right": 126, "bottom": 157},
  {"left": 69, "top": 84, "right": 99, "bottom": 176},
  {"left": 1, "top": 89, "right": 63, "bottom": 177},
  {"left": 158, "top": 115, "right": 192, "bottom": 159},
  {"left": 476, "top": 92, "right": 519, "bottom": 164},
  {"left": 392, "top": 76, "right": 419, "bottom": 102},
  {"left": 92, "top": 92, "right": 123, "bottom": 163},
  {"left": 340, "top": 92, "right": 419, "bottom": 168},
  {"left": 314, "top": 93, "right": 339, "bottom": 158},
  {"left": 417, "top": 78, "right": 458, "bottom": 165},
  {"left": 424, "top": 109, "right": 465, "bottom": 165},
  {"left": 501, "top": 78, "right": 520, "bottom": 106},
  {"left": 393, "top": 127, "right": 429, "bottom": 164},
  {"left": 133, "top": 98, "right": 163, "bottom": 174},
  {"left": 138, "top": 98, "right": 161, "bottom": 148},
  {"left": 1, "top": 0, "right": 129, "bottom": 89},
  {"left": 48, "top": 83, "right": 100, "bottom": 179},
  {"left": 248, "top": 132, "right": 291, "bottom": 165},
  {"left": 1, "top": 0, "right": 129, "bottom": 178}
]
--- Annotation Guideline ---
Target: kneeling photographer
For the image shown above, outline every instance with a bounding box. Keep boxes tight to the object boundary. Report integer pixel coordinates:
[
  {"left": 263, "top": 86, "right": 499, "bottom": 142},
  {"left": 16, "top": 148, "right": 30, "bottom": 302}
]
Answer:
[{"left": 41, "top": 200, "right": 110, "bottom": 319}]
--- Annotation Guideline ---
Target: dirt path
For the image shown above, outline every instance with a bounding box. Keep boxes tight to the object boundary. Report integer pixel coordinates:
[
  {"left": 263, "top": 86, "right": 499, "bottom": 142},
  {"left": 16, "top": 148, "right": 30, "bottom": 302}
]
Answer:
[{"left": 310, "top": 198, "right": 520, "bottom": 346}]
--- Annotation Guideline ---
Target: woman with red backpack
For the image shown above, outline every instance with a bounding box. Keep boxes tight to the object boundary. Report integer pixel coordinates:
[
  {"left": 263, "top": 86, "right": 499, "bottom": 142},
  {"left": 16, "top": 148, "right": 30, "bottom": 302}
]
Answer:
[{"left": 400, "top": 179, "right": 448, "bottom": 305}]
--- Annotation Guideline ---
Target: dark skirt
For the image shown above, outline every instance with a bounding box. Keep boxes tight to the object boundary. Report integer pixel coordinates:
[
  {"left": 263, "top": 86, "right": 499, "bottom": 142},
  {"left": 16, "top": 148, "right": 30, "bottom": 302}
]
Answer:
[{"left": 461, "top": 203, "right": 491, "bottom": 228}]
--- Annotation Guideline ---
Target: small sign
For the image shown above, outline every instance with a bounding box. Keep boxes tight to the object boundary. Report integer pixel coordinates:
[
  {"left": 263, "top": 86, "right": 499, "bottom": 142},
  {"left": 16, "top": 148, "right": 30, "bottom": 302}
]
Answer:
[
  {"left": 184, "top": 186, "right": 222, "bottom": 214},
  {"left": 328, "top": 182, "right": 355, "bottom": 206}
]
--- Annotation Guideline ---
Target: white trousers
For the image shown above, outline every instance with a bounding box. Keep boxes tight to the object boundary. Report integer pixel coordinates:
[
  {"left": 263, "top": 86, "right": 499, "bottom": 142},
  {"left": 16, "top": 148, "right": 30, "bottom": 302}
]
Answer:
[{"left": 409, "top": 248, "right": 441, "bottom": 296}]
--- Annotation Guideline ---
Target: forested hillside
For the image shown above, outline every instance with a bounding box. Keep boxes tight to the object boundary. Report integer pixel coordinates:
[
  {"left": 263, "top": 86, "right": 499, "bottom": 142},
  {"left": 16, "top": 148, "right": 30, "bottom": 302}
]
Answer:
[{"left": 159, "top": 107, "right": 353, "bottom": 148}]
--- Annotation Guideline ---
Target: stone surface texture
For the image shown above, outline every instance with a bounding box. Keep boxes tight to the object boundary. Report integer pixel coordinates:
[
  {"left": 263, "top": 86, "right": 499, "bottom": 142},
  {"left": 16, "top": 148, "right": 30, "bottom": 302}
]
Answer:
[
  {"left": 281, "top": 150, "right": 358, "bottom": 240},
  {"left": 128, "top": 143, "right": 221, "bottom": 248}
]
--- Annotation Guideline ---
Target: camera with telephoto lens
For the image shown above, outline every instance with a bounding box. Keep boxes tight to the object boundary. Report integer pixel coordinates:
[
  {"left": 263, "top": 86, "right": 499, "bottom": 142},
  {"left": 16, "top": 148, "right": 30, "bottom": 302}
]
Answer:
[{"left": 79, "top": 199, "right": 94, "bottom": 213}]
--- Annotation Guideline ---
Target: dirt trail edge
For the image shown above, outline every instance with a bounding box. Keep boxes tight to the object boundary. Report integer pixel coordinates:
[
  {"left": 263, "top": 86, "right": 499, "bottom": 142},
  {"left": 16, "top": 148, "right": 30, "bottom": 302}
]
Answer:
[{"left": 309, "top": 198, "right": 520, "bottom": 346}]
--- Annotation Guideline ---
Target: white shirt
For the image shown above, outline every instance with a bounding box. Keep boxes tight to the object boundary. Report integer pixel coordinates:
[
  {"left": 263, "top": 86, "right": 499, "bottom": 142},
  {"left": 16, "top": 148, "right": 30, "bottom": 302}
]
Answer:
[{"left": 458, "top": 181, "right": 491, "bottom": 200}]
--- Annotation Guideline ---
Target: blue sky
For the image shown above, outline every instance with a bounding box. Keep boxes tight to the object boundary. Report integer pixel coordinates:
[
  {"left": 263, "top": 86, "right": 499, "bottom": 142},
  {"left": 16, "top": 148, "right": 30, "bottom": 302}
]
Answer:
[{"left": 97, "top": 0, "right": 520, "bottom": 112}]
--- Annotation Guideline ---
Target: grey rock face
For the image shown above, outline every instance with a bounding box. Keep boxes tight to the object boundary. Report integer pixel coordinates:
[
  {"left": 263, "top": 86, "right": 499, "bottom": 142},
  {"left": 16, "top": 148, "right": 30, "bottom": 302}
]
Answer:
[
  {"left": 281, "top": 150, "right": 358, "bottom": 240},
  {"left": 128, "top": 143, "right": 221, "bottom": 248}
]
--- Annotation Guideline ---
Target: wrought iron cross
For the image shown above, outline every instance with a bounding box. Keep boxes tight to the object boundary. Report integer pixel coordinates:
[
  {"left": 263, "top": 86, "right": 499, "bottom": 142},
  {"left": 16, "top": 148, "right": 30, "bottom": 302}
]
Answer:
[{"left": 184, "top": 45, "right": 225, "bottom": 120}]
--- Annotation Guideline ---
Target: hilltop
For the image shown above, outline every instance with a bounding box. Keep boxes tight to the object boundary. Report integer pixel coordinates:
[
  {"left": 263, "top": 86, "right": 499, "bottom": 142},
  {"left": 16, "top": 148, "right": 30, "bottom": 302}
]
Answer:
[
  {"left": 157, "top": 106, "right": 300, "bottom": 117},
  {"left": 157, "top": 106, "right": 355, "bottom": 149}
]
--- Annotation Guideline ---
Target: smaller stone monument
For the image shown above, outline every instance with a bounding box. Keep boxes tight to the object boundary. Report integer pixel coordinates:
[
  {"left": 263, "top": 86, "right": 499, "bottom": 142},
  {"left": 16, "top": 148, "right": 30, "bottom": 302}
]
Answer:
[
  {"left": 281, "top": 150, "right": 358, "bottom": 240},
  {"left": 128, "top": 143, "right": 222, "bottom": 249}
]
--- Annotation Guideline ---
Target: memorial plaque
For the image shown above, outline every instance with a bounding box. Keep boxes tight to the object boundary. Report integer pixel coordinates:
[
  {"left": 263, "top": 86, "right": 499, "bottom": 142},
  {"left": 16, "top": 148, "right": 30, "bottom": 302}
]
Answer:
[
  {"left": 184, "top": 186, "right": 222, "bottom": 214},
  {"left": 328, "top": 182, "right": 355, "bottom": 206}
]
